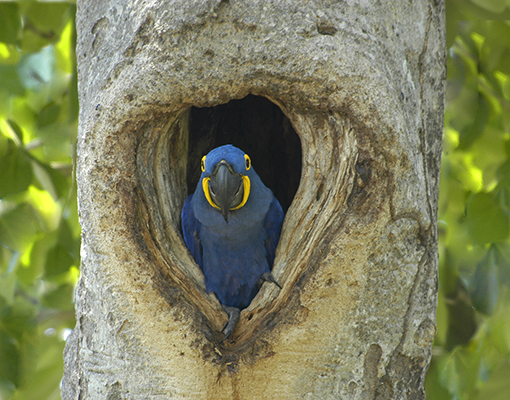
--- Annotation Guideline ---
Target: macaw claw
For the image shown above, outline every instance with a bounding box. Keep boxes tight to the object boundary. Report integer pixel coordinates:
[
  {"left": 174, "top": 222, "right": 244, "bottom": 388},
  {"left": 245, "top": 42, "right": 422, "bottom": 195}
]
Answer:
[
  {"left": 221, "top": 305, "right": 240, "bottom": 342},
  {"left": 260, "top": 272, "right": 282, "bottom": 289}
]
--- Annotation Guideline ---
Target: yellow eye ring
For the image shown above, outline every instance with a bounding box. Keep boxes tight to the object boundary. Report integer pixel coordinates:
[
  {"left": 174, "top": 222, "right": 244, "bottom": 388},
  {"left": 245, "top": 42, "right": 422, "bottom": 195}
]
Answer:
[
  {"left": 201, "top": 155, "right": 206, "bottom": 172},
  {"left": 244, "top": 154, "right": 251, "bottom": 170}
]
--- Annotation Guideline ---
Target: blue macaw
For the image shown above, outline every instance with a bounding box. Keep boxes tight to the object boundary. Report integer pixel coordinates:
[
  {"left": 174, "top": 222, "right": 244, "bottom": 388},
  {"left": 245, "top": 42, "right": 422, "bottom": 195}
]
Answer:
[{"left": 181, "top": 145, "right": 284, "bottom": 340}]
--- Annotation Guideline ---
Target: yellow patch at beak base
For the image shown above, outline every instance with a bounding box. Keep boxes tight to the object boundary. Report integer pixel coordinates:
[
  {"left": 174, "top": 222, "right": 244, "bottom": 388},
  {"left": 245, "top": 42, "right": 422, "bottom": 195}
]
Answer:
[{"left": 202, "top": 175, "right": 251, "bottom": 211}]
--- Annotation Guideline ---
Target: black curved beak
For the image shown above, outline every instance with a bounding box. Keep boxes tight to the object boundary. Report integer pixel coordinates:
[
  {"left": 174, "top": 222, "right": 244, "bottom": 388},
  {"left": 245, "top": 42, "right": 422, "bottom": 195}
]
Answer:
[{"left": 208, "top": 160, "right": 244, "bottom": 223}]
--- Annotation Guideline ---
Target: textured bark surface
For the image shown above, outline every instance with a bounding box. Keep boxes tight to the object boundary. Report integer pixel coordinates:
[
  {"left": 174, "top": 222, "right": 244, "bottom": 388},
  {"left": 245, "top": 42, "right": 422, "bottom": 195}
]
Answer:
[{"left": 63, "top": 1, "right": 445, "bottom": 399}]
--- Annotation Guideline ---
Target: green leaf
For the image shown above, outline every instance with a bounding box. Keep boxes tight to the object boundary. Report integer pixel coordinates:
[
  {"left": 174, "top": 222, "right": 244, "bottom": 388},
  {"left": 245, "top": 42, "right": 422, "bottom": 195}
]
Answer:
[
  {"left": 0, "top": 269, "right": 17, "bottom": 304},
  {"left": 0, "top": 139, "right": 33, "bottom": 198},
  {"left": 0, "top": 297, "right": 38, "bottom": 391},
  {"left": 466, "top": 192, "right": 510, "bottom": 245},
  {"left": 439, "top": 346, "right": 482, "bottom": 399},
  {"left": 0, "top": 5, "right": 77, "bottom": 400},
  {"left": 42, "top": 284, "right": 74, "bottom": 310},
  {"left": 25, "top": 3, "right": 70, "bottom": 39},
  {"left": 470, "top": 247, "right": 499, "bottom": 315},
  {"left": 470, "top": 0, "right": 509, "bottom": 14},
  {"left": 11, "top": 313, "right": 71, "bottom": 400},
  {"left": 7, "top": 119, "right": 24, "bottom": 144},
  {"left": 475, "top": 360, "right": 510, "bottom": 400},
  {"left": 0, "top": 3, "right": 21, "bottom": 45},
  {"left": 11, "top": 339, "right": 64, "bottom": 400},
  {"left": 37, "top": 102, "right": 61, "bottom": 129},
  {"left": 445, "top": 2, "right": 464, "bottom": 50},
  {"left": 30, "top": 159, "right": 71, "bottom": 202},
  {"left": 431, "top": 17, "right": 510, "bottom": 400},
  {"left": 446, "top": 282, "right": 477, "bottom": 349},
  {"left": 494, "top": 242, "right": 510, "bottom": 286},
  {"left": 482, "top": 21, "right": 510, "bottom": 76},
  {"left": 496, "top": 185, "right": 510, "bottom": 215},
  {"left": 0, "top": 204, "right": 41, "bottom": 254},
  {"left": 43, "top": 244, "right": 74, "bottom": 281},
  {"left": 0, "top": 331, "right": 19, "bottom": 397},
  {"left": 458, "top": 94, "right": 490, "bottom": 150},
  {"left": 0, "top": 65, "right": 25, "bottom": 96},
  {"left": 445, "top": 0, "right": 510, "bottom": 19},
  {"left": 424, "top": 357, "right": 452, "bottom": 400},
  {"left": 19, "top": 4, "right": 71, "bottom": 53}
]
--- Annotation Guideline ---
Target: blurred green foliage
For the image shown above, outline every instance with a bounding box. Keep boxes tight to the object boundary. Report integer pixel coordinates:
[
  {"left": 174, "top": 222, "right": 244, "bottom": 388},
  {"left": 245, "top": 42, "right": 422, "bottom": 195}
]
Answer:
[
  {"left": 1, "top": 1, "right": 510, "bottom": 399},
  {"left": 0, "top": 2, "right": 79, "bottom": 400},
  {"left": 426, "top": 1, "right": 510, "bottom": 399}
]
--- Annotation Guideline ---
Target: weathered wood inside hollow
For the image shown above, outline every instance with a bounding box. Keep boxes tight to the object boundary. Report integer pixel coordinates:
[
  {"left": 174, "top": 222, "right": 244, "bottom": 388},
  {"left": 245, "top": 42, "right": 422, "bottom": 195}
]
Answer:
[{"left": 64, "top": 1, "right": 445, "bottom": 399}]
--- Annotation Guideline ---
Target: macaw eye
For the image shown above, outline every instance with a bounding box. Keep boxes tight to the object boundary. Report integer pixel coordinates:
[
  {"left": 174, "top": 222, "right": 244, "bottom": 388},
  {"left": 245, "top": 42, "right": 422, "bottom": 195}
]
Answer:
[
  {"left": 244, "top": 154, "right": 251, "bottom": 170},
  {"left": 201, "top": 155, "right": 206, "bottom": 172}
]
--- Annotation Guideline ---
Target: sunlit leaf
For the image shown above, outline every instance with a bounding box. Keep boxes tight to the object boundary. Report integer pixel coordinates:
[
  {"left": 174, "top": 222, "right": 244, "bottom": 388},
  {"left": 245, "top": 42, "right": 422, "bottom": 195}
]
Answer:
[
  {"left": 0, "top": 203, "right": 42, "bottom": 254},
  {"left": 471, "top": 126, "right": 507, "bottom": 188},
  {"left": 0, "top": 4, "right": 77, "bottom": 399},
  {"left": 33, "top": 161, "right": 70, "bottom": 200},
  {"left": 16, "top": 236, "right": 50, "bottom": 287},
  {"left": 26, "top": 186, "right": 60, "bottom": 232},
  {"left": 6, "top": 119, "right": 24, "bottom": 144},
  {"left": 25, "top": 3, "right": 70, "bottom": 39},
  {"left": 55, "top": 20, "right": 74, "bottom": 75}
]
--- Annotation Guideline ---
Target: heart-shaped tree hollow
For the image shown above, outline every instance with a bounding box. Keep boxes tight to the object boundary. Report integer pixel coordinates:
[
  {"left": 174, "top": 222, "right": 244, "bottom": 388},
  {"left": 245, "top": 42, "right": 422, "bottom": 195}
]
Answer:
[
  {"left": 135, "top": 94, "right": 360, "bottom": 352},
  {"left": 66, "top": 2, "right": 443, "bottom": 396}
]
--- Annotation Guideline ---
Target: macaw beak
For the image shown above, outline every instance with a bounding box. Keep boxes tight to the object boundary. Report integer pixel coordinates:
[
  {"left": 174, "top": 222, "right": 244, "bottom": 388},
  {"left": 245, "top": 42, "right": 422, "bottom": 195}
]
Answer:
[{"left": 208, "top": 160, "right": 244, "bottom": 223}]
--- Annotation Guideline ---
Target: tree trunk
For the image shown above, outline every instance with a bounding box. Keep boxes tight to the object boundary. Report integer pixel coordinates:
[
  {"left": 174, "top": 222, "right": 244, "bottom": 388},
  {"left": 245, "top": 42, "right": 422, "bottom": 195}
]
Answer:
[{"left": 63, "top": 1, "right": 445, "bottom": 399}]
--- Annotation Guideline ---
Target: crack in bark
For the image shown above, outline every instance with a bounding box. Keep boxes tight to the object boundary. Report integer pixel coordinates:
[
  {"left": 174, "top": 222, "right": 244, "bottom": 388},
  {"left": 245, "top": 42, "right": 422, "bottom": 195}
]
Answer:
[{"left": 418, "top": 2, "right": 436, "bottom": 230}]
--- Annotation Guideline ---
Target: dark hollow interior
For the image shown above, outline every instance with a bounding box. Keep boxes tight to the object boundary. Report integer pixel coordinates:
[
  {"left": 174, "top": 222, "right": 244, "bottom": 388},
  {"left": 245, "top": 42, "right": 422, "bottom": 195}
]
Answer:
[{"left": 186, "top": 95, "right": 302, "bottom": 212}]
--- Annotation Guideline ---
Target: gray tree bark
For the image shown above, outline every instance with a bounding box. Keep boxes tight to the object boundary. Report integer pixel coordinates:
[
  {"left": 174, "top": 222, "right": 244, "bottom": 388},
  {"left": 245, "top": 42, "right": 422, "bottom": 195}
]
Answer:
[{"left": 63, "top": 1, "right": 445, "bottom": 399}]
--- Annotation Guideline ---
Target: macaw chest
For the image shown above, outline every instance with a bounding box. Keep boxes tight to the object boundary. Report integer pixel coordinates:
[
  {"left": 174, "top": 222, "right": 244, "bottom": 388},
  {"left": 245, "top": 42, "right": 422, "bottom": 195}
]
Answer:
[{"left": 199, "top": 224, "right": 269, "bottom": 308}]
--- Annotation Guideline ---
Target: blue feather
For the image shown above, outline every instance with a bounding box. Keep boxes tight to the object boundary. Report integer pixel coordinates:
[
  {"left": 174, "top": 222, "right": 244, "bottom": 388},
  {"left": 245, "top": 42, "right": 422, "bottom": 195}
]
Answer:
[{"left": 181, "top": 145, "right": 284, "bottom": 310}]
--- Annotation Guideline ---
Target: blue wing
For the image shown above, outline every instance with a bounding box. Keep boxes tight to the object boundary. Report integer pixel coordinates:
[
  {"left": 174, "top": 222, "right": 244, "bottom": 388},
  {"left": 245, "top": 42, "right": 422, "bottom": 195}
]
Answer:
[
  {"left": 263, "top": 197, "right": 284, "bottom": 268},
  {"left": 181, "top": 194, "right": 203, "bottom": 269}
]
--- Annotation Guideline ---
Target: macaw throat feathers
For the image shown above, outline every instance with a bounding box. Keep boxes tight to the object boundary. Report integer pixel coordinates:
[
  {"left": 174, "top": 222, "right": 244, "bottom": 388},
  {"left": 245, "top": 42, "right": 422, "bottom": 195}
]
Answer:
[{"left": 202, "top": 175, "right": 250, "bottom": 212}]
